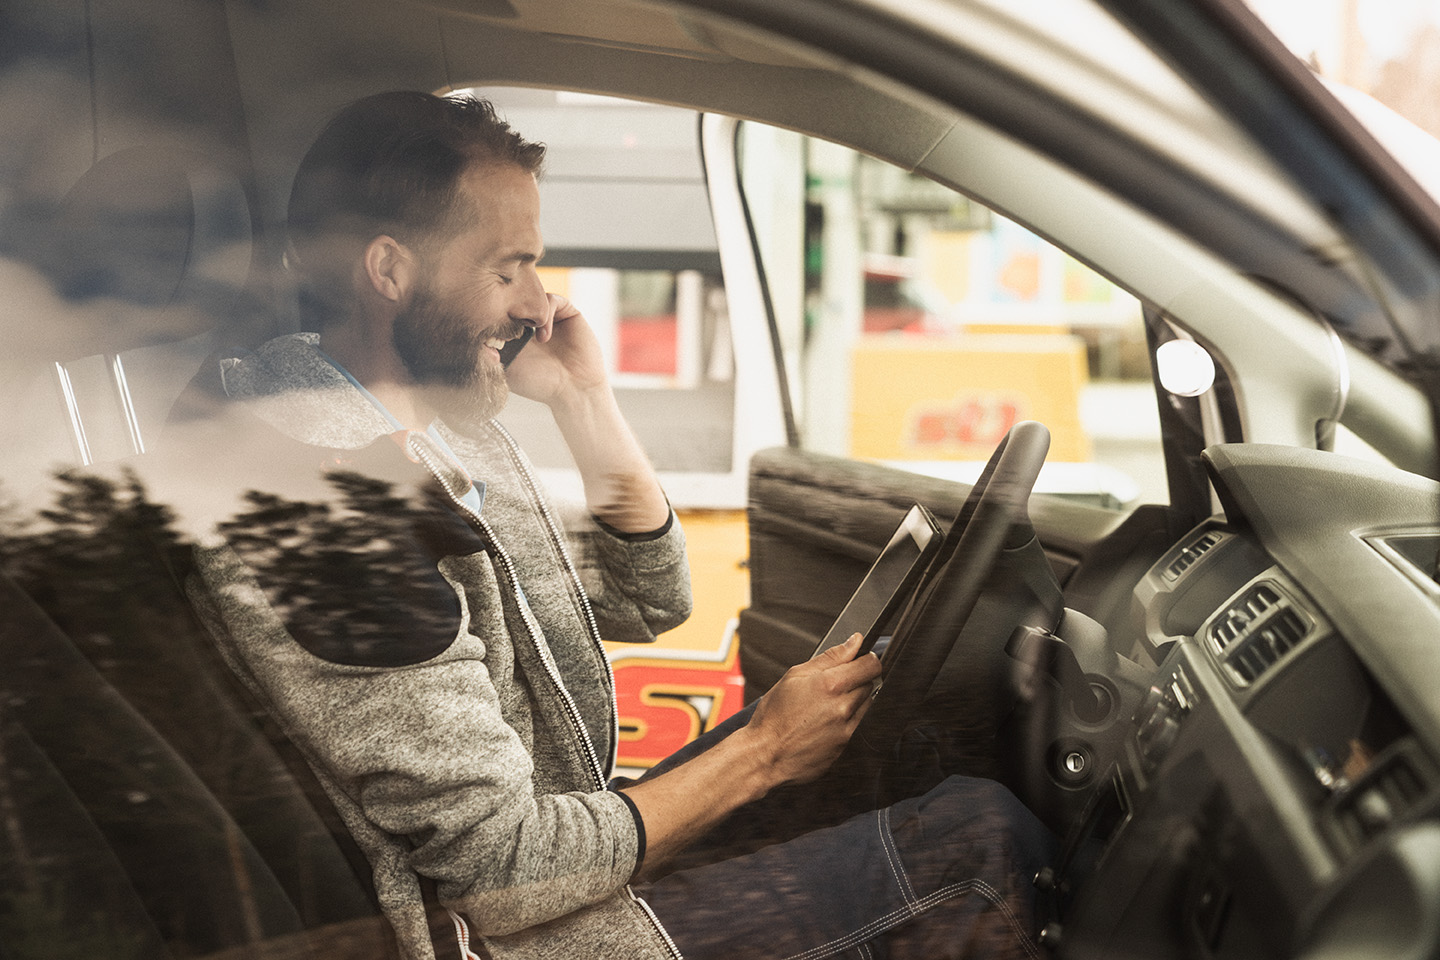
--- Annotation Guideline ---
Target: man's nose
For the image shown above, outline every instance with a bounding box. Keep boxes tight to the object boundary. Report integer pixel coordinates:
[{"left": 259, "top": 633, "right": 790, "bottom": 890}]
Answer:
[{"left": 511, "top": 275, "right": 549, "bottom": 327}]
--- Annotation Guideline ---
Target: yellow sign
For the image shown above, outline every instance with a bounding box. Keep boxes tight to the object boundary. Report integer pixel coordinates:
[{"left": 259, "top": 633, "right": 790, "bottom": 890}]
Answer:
[{"left": 850, "top": 334, "right": 1091, "bottom": 462}]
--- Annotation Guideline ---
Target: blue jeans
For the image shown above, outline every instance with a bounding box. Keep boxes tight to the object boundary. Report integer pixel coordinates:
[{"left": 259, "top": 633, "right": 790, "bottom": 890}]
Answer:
[{"left": 631, "top": 707, "right": 1055, "bottom": 960}]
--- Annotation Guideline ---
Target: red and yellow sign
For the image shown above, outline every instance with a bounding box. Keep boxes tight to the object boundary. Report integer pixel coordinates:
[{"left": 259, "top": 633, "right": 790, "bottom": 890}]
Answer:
[
  {"left": 850, "top": 334, "right": 1091, "bottom": 463},
  {"left": 612, "top": 638, "right": 746, "bottom": 768}
]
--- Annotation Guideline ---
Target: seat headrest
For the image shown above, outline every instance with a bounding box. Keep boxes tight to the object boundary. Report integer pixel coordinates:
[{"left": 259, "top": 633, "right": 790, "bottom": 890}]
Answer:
[{"left": 44, "top": 147, "right": 252, "bottom": 360}]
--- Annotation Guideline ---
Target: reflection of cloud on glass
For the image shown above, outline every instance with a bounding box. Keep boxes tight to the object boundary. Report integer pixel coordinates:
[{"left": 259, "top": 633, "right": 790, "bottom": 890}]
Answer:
[
  {"left": 1355, "top": 0, "right": 1438, "bottom": 62},
  {"left": 0, "top": 0, "right": 268, "bottom": 494},
  {"left": 0, "top": 144, "right": 258, "bottom": 490}
]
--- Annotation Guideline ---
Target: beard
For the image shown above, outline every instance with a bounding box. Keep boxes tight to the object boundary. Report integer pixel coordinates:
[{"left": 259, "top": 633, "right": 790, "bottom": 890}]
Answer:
[{"left": 392, "top": 278, "right": 516, "bottom": 431}]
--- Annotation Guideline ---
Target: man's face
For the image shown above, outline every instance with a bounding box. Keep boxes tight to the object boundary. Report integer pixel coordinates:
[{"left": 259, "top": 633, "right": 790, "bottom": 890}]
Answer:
[{"left": 392, "top": 161, "right": 547, "bottom": 428}]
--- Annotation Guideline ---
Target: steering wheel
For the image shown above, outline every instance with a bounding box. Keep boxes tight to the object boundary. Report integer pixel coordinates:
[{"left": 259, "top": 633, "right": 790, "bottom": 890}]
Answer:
[{"left": 852, "top": 420, "right": 1052, "bottom": 759}]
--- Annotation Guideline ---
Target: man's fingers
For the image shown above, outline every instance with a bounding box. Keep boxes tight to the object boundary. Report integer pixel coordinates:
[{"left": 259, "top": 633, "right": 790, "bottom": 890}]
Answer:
[
  {"left": 833, "top": 651, "right": 882, "bottom": 692},
  {"left": 821, "top": 645, "right": 882, "bottom": 697},
  {"left": 848, "top": 689, "right": 876, "bottom": 726},
  {"left": 532, "top": 292, "right": 582, "bottom": 346},
  {"left": 774, "top": 631, "right": 880, "bottom": 710},
  {"left": 530, "top": 292, "right": 563, "bottom": 344},
  {"left": 811, "top": 631, "right": 863, "bottom": 664},
  {"left": 547, "top": 292, "right": 582, "bottom": 322},
  {"left": 805, "top": 634, "right": 881, "bottom": 689}
]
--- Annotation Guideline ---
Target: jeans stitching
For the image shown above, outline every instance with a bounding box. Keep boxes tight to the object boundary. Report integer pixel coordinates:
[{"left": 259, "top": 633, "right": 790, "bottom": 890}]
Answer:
[
  {"left": 970, "top": 879, "right": 1042, "bottom": 960},
  {"left": 780, "top": 876, "right": 1042, "bottom": 960},
  {"left": 879, "top": 806, "right": 918, "bottom": 904},
  {"left": 876, "top": 807, "right": 917, "bottom": 908},
  {"left": 784, "top": 877, "right": 1034, "bottom": 960}
]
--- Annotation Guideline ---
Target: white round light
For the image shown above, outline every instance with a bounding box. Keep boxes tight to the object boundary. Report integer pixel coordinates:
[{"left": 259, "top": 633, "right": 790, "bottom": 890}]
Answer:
[{"left": 1156, "top": 339, "right": 1216, "bottom": 398}]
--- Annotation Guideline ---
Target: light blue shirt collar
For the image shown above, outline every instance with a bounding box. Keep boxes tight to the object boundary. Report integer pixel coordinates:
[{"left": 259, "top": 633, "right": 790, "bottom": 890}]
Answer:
[{"left": 317, "top": 348, "right": 486, "bottom": 515}]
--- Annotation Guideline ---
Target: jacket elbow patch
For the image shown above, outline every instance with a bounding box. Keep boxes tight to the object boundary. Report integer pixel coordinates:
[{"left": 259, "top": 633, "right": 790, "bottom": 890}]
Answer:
[{"left": 218, "top": 478, "right": 485, "bottom": 667}]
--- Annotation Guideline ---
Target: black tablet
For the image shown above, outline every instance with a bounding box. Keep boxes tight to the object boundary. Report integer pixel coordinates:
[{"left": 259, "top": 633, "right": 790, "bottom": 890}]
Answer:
[{"left": 811, "top": 503, "right": 942, "bottom": 660}]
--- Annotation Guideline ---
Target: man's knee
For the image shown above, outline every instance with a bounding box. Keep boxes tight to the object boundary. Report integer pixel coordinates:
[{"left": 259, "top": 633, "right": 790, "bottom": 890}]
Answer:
[{"left": 898, "top": 776, "right": 1054, "bottom": 872}]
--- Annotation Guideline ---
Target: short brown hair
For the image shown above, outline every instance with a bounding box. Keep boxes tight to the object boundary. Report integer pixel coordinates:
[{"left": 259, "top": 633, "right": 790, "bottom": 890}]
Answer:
[{"left": 287, "top": 91, "right": 546, "bottom": 328}]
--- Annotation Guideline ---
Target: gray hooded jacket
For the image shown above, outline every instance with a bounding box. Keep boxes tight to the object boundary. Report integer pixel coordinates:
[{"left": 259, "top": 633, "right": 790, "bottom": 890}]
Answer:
[{"left": 186, "top": 333, "right": 692, "bottom": 960}]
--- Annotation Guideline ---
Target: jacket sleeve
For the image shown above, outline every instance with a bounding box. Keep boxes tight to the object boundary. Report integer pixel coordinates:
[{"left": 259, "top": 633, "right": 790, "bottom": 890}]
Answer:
[
  {"left": 575, "top": 511, "right": 693, "bottom": 644},
  {"left": 188, "top": 541, "right": 642, "bottom": 937}
]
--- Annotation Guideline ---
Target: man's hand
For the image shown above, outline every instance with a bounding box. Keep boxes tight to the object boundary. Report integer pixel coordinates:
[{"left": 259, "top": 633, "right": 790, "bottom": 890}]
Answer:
[
  {"left": 740, "top": 632, "right": 882, "bottom": 786},
  {"left": 505, "top": 293, "right": 671, "bottom": 534},
  {"left": 505, "top": 294, "right": 606, "bottom": 408},
  {"left": 619, "top": 633, "right": 880, "bottom": 875}
]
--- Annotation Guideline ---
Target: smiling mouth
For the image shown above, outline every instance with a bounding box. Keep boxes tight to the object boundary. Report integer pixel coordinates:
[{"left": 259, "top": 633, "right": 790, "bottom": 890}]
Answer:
[
  {"left": 481, "top": 327, "right": 524, "bottom": 354},
  {"left": 485, "top": 326, "right": 534, "bottom": 368}
]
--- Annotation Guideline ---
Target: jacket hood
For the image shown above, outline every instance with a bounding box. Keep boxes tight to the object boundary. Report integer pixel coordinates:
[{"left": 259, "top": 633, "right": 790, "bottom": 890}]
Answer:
[{"left": 219, "top": 333, "right": 396, "bottom": 450}]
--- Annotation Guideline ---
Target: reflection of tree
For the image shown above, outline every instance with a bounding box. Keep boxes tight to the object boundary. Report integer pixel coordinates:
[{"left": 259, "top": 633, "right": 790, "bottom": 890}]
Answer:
[
  {"left": 218, "top": 470, "right": 468, "bottom": 668},
  {"left": 4, "top": 470, "right": 183, "bottom": 649},
  {"left": 0, "top": 469, "right": 388, "bottom": 958}
]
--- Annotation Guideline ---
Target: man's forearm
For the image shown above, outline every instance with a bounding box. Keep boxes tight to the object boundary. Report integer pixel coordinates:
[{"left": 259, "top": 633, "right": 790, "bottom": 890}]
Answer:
[
  {"left": 549, "top": 383, "right": 671, "bottom": 534},
  {"left": 619, "top": 723, "right": 776, "bottom": 877},
  {"left": 620, "top": 634, "right": 881, "bottom": 879}
]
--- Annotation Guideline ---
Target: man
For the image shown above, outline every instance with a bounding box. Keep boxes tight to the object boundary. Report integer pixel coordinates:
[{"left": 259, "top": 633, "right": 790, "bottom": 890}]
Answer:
[{"left": 190, "top": 91, "right": 1050, "bottom": 960}]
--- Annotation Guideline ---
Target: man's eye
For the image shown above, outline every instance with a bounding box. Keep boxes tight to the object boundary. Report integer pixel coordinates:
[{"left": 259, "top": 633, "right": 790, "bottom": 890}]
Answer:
[{"left": 498, "top": 274, "right": 513, "bottom": 285}]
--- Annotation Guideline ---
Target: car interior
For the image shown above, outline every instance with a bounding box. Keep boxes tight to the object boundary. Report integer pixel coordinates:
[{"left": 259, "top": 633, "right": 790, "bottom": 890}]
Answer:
[{"left": 2, "top": 0, "right": 1440, "bottom": 958}]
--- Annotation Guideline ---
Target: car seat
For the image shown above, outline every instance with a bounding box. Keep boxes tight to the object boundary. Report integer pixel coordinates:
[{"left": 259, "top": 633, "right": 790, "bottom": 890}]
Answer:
[{"left": 0, "top": 142, "right": 395, "bottom": 957}]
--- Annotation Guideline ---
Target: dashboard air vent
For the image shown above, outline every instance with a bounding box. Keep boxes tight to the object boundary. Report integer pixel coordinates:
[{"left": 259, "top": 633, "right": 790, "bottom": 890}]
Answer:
[
  {"left": 1210, "top": 582, "right": 1281, "bottom": 653},
  {"left": 1330, "top": 753, "right": 1430, "bottom": 852},
  {"left": 1208, "top": 581, "right": 1313, "bottom": 686},
  {"left": 1166, "top": 531, "right": 1222, "bottom": 580},
  {"left": 1226, "top": 608, "right": 1306, "bottom": 683}
]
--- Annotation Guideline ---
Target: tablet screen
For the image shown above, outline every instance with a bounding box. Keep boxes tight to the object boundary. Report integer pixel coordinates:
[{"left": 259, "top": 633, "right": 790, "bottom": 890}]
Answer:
[{"left": 811, "top": 504, "right": 942, "bottom": 660}]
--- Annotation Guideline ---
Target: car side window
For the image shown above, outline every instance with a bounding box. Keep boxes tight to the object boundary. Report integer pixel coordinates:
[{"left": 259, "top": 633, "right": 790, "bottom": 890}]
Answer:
[{"left": 738, "top": 124, "right": 1167, "bottom": 510}]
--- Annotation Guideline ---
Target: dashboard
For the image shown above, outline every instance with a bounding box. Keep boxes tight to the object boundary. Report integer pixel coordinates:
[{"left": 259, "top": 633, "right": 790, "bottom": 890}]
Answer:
[{"left": 1059, "top": 443, "right": 1440, "bottom": 959}]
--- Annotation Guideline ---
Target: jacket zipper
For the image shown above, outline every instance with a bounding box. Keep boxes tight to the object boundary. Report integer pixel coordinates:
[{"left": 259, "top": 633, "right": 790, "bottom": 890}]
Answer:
[
  {"left": 628, "top": 888, "right": 686, "bottom": 960},
  {"left": 413, "top": 430, "right": 682, "bottom": 959},
  {"left": 406, "top": 434, "right": 608, "bottom": 792},
  {"left": 490, "top": 422, "right": 620, "bottom": 771},
  {"left": 489, "top": 428, "right": 685, "bottom": 960}
]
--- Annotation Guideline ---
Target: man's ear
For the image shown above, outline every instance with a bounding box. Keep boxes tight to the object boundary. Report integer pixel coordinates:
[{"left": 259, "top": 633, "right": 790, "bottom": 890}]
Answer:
[{"left": 361, "top": 235, "right": 417, "bottom": 304}]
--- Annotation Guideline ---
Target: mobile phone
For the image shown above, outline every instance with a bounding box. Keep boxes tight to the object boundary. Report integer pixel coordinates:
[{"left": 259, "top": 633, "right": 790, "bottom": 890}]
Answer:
[
  {"left": 812, "top": 504, "right": 942, "bottom": 660},
  {"left": 499, "top": 327, "right": 534, "bottom": 367}
]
